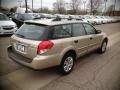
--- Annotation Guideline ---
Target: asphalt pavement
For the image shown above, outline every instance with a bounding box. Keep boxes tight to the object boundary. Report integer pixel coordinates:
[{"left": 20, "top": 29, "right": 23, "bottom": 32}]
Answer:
[{"left": 0, "top": 23, "right": 120, "bottom": 90}]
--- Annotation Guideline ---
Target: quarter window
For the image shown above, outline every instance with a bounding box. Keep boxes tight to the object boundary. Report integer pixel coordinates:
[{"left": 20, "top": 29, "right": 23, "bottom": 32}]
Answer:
[
  {"left": 83, "top": 24, "right": 96, "bottom": 35},
  {"left": 73, "top": 23, "right": 86, "bottom": 36}
]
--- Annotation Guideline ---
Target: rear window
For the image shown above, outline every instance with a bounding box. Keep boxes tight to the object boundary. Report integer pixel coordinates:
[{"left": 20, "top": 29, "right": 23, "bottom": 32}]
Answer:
[{"left": 15, "top": 23, "right": 48, "bottom": 40}]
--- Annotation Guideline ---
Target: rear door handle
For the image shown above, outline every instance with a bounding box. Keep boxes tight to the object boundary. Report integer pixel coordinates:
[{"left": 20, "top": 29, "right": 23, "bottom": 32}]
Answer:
[{"left": 74, "top": 40, "right": 78, "bottom": 43}]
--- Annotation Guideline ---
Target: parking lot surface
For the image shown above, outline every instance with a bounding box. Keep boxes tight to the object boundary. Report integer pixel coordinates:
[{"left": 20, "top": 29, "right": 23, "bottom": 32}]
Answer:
[{"left": 0, "top": 23, "right": 120, "bottom": 90}]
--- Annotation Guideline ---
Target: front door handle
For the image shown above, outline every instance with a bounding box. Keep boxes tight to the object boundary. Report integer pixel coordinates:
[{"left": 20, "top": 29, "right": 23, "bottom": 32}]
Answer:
[{"left": 74, "top": 40, "right": 78, "bottom": 43}]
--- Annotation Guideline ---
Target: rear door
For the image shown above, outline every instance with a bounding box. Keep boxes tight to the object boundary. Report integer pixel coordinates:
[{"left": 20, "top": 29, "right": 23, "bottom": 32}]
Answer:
[
  {"left": 83, "top": 23, "right": 103, "bottom": 52},
  {"left": 72, "top": 23, "right": 90, "bottom": 56}
]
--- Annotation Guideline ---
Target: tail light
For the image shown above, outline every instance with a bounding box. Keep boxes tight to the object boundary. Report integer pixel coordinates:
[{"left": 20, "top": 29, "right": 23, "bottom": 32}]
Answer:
[{"left": 37, "top": 40, "right": 54, "bottom": 54}]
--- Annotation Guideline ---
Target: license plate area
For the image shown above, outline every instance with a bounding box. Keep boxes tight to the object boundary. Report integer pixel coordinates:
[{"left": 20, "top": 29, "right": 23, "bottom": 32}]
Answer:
[{"left": 16, "top": 43, "right": 26, "bottom": 53}]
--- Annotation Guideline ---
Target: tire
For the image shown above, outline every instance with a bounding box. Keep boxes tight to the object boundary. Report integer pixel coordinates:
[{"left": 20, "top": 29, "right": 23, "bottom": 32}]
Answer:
[
  {"left": 98, "top": 40, "right": 107, "bottom": 53},
  {"left": 59, "top": 53, "right": 75, "bottom": 75}
]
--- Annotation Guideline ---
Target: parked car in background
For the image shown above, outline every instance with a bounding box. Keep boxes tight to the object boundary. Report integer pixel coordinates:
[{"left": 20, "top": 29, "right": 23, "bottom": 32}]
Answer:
[
  {"left": 54, "top": 14, "right": 69, "bottom": 19},
  {"left": 99, "top": 16, "right": 109, "bottom": 24},
  {"left": 0, "top": 13, "right": 17, "bottom": 35},
  {"left": 16, "top": 7, "right": 33, "bottom": 13},
  {"left": 10, "top": 12, "right": 120, "bottom": 28},
  {"left": 42, "top": 14, "right": 56, "bottom": 19},
  {"left": 82, "top": 15, "right": 96, "bottom": 25},
  {"left": 92, "top": 16, "right": 103, "bottom": 25},
  {"left": 38, "top": 13, "right": 56, "bottom": 19},
  {"left": 12, "top": 13, "right": 38, "bottom": 28}
]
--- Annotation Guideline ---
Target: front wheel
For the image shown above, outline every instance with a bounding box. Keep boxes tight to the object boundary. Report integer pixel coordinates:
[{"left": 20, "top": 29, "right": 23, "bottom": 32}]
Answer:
[{"left": 59, "top": 53, "right": 75, "bottom": 75}]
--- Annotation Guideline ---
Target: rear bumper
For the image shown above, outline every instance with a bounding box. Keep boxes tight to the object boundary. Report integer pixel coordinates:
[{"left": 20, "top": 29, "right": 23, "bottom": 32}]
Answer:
[{"left": 7, "top": 46, "right": 60, "bottom": 69}]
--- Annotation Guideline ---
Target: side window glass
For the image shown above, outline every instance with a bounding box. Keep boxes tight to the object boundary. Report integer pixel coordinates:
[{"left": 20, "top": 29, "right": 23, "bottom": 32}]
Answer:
[
  {"left": 52, "top": 25, "right": 72, "bottom": 39},
  {"left": 83, "top": 24, "right": 96, "bottom": 35},
  {"left": 73, "top": 23, "right": 86, "bottom": 36}
]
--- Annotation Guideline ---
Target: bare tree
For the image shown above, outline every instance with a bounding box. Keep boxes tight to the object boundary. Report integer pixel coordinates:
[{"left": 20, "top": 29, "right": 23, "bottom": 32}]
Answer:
[
  {"left": 113, "top": 0, "right": 116, "bottom": 15},
  {"left": 53, "top": 0, "right": 65, "bottom": 14},
  {"left": 87, "top": 0, "right": 103, "bottom": 15},
  {"left": 107, "top": 5, "right": 114, "bottom": 16},
  {"left": 70, "top": 0, "right": 81, "bottom": 14}
]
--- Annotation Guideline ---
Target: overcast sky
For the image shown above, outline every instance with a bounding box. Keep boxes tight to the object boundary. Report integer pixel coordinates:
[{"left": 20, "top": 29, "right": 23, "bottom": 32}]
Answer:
[
  {"left": 1, "top": 0, "right": 120, "bottom": 11},
  {"left": 1, "top": 0, "right": 69, "bottom": 9}
]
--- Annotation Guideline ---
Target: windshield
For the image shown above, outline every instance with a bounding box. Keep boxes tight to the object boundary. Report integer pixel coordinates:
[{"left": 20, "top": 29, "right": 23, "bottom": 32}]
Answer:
[
  {"left": 15, "top": 23, "right": 48, "bottom": 40},
  {"left": 0, "top": 14, "right": 10, "bottom": 20}
]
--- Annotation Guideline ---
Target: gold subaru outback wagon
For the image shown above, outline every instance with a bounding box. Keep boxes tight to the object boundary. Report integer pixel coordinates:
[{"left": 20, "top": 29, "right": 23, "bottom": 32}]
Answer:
[{"left": 7, "top": 19, "right": 108, "bottom": 74}]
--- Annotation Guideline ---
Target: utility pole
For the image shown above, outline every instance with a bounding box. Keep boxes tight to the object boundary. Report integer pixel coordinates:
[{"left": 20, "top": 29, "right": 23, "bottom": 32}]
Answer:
[
  {"left": 25, "top": 0, "right": 28, "bottom": 13},
  {"left": 83, "top": 1, "right": 86, "bottom": 14},
  {"left": 114, "top": 0, "right": 116, "bottom": 16},
  {"left": 0, "top": 0, "right": 1, "bottom": 9},
  {"left": 41, "top": 0, "right": 42, "bottom": 13},
  {"left": 32, "top": 0, "right": 33, "bottom": 11},
  {"left": 90, "top": 0, "right": 93, "bottom": 15},
  {"left": 104, "top": 0, "right": 107, "bottom": 16}
]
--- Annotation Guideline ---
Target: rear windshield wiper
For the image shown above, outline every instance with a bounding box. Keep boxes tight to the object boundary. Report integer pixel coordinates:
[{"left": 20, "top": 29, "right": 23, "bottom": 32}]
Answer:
[{"left": 15, "top": 34, "right": 25, "bottom": 38}]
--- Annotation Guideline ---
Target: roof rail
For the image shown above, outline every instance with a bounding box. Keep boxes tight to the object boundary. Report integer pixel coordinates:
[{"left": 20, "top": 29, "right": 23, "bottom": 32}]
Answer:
[
  {"left": 68, "top": 16, "right": 73, "bottom": 20},
  {"left": 52, "top": 16, "right": 61, "bottom": 21}
]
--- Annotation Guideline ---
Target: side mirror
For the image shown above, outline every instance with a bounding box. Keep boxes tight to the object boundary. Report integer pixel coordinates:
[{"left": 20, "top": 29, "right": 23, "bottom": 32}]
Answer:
[{"left": 96, "top": 30, "right": 102, "bottom": 34}]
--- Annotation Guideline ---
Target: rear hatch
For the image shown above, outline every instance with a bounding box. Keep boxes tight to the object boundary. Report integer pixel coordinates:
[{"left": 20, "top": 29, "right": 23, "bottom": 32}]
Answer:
[{"left": 10, "top": 23, "right": 49, "bottom": 59}]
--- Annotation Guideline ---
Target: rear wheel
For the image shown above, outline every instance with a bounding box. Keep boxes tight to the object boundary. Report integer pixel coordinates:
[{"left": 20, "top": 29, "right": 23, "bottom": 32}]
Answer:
[
  {"left": 59, "top": 53, "right": 75, "bottom": 75},
  {"left": 98, "top": 40, "right": 107, "bottom": 53}
]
